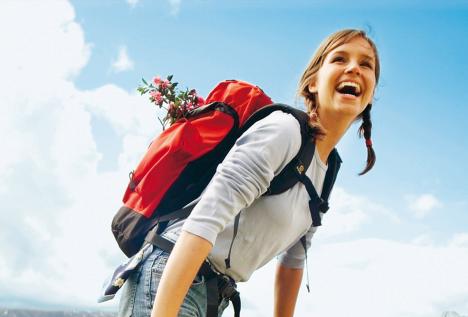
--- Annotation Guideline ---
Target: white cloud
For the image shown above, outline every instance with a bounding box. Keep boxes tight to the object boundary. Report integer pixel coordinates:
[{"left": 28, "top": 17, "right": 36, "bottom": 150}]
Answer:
[
  {"left": 168, "top": 0, "right": 182, "bottom": 15},
  {"left": 111, "top": 46, "right": 134, "bottom": 73},
  {"left": 450, "top": 233, "right": 468, "bottom": 248},
  {"left": 0, "top": 0, "right": 158, "bottom": 309},
  {"left": 443, "top": 312, "right": 468, "bottom": 317},
  {"left": 239, "top": 236, "right": 468, "bottom": 317},
  {"left": 408, "top": 193, "right": 442, "bottom": 219},
  {"left": 318, "top": 186, "right": 400, "bottom": 240},
  {"left": 411, "top": 233, "right": 434, "bottom": 246},
  {"left": 0, "top": 0, "right": 90, "bottom": 189},
  {"left": 125, "top": 0, "right": 181, "bottom": 14},
  {"left": 0, "top": 0, "right": 90, "bottom": 92},
  {"left": 126, "top": 0, "right": 139, "bottom": 8}
]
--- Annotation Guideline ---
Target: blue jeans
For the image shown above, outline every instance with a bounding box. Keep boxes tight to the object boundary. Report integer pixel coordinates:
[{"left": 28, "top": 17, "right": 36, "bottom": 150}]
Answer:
[{"left": 118, "top": 245, "right": 229, "bottom": 317}]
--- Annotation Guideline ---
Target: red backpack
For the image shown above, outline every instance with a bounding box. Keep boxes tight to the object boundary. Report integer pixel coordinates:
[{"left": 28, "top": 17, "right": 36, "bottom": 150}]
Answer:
[{"left": 111, "top": 80, "right": 341, "bottom": 257}]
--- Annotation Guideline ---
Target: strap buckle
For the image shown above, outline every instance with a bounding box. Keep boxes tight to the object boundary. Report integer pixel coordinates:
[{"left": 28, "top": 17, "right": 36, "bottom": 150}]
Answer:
[
  {"left": 318, "top": 200, "right": 329, "bottom": 213},
  {"left": 218, "top": 275, "right": 239, "bottom": 300},
  {"left": 296, "top": 163, "right": 305, "bottom": 175}
]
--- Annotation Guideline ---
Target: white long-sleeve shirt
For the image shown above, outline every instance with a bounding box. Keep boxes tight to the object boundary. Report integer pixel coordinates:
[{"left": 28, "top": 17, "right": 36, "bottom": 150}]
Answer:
[{"left": 162, "top": 110, "right": 328, "bottom": 282}]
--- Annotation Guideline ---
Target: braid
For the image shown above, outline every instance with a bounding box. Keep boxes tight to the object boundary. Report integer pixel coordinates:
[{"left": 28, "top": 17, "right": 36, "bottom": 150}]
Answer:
[
  {"left": 358, "top": 104, "right": 376, "bottom": 175},
  {"left": 303, "top": 89, "right": 326, "bottom": 140}
]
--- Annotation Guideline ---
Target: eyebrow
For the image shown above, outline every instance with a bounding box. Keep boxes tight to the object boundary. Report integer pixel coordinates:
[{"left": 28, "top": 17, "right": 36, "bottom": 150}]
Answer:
[{"left": 331, "top": 50, "right": 375, "bottom": 61}]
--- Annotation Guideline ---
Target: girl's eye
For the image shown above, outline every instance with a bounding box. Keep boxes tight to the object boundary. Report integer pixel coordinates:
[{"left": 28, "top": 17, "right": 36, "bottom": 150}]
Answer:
[
  {"left": 361, "top": 61, "right": 374, "bottom": 69},
  {"left": 331, "top": 56, "right": 345, "bottom": 63}
]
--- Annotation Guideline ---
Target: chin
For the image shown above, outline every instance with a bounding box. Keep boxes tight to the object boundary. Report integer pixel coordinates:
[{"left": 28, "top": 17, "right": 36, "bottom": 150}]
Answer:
[{"left": 336, "top": 99, "right": 363, "bottom": 109}]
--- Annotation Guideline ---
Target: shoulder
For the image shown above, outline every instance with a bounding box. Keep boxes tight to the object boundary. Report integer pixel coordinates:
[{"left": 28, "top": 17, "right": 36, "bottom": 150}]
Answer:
[
  {"left": 244, "top": 110, "right": 302, "bottom": 144},
  {"left": 233, "top": 110, "right": 302, "bottom": 173}
]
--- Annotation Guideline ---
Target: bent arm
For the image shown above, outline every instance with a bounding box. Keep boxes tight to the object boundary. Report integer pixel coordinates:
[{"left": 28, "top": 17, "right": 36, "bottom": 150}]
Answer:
[
  {"left": 182, "top": 111, "right": 302, "bottom": 246},
  {"left": 151, "top": 230, "right": 212, "bottom": 317},
  {"left": 150, "top": 112, "right": 303, "bottom": 316},
  {"left": 274, "top": 263, "right": 303, "bottom": 317}
]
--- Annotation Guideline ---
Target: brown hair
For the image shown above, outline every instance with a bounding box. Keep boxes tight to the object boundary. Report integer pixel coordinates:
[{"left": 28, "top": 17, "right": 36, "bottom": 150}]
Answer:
[{"left": 297, "top": 29, "right": 380, "bottom": 175}]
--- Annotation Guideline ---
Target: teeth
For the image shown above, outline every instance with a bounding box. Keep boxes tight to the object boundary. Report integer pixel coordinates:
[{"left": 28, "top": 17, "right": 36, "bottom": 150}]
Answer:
[{"left": 337, "top": 81, "right": 361, "bottom": 94}]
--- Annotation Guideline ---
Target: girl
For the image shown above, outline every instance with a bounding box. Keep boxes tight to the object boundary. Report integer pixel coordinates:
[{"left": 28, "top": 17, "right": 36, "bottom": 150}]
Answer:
[{"left": 118, "top": 28, "right": 380, "bottom": 317}]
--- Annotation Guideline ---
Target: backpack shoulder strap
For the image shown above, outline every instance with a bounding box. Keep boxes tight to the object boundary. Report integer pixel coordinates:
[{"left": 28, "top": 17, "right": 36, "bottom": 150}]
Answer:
[
  {"left": 320, "top": 148, "right": 342, "bottom": 206},
  {"left": 242, "top": 103, "right": 317, "bottom": 195},
  {"left": 244, "top": 103, "right": 343, "bottom": 226},
  {"left": 294, "top": 148, "right": 342, "bottom": 227},
  {"left": 240, "top": 103, "right": 313, "bottom": 140}
]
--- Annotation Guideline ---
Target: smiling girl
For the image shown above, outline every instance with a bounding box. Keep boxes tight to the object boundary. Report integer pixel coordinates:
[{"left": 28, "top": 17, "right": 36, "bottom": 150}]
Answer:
[
  {"left": 118, "top": 28, "right": 380, "bottom": 317},
  {"left": 299, "top": 31, "right": 379, "bottom": 175}
]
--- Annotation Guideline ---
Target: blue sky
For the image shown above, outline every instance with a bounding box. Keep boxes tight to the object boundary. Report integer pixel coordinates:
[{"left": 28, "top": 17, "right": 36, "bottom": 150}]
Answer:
[
  {"left": 0, "top": 1, "right": 467, "bottom": 316},
  {"left": 73, "top": 0, "right": 468, "bottom": 240}
]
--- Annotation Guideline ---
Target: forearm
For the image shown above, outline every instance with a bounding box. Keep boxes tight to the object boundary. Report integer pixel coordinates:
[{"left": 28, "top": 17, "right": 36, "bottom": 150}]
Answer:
[
  {"left": 274, "top": 263, "right": 303, "bottom": 317},
  {"left": 151, "top": 230, "right": 213, "bottom": 317}
]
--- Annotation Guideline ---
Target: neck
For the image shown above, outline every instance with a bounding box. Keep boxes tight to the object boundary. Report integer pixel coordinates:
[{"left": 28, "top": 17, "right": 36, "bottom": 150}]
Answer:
[{"left": 315, "top": 113, "right": 352, "bottom": 165}]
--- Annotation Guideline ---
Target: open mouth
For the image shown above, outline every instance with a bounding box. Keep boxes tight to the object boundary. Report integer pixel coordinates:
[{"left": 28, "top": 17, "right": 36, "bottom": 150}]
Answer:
[{"left": 336, "top": 81, "right": 361, "bottom": 97}]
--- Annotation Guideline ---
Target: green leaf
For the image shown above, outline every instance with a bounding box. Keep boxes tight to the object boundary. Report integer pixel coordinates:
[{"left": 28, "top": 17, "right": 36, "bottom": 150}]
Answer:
[
  {"left": 158, "top": 117, "right": 166, "bottom": 131},
  {"left": 167, "top": 74, "right": 173, "bottom": 81},
  {"left": 142, "top": 78, "right": 148, "bottom": 85},
  {"left": 137, "top": 87, "right": 147, "bottom": 95}
]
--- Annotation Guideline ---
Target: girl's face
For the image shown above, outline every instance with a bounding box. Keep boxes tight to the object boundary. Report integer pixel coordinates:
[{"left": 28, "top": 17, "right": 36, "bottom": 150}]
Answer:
[{"left": 309, "top": 36, "right": 377, "bottom": 120}]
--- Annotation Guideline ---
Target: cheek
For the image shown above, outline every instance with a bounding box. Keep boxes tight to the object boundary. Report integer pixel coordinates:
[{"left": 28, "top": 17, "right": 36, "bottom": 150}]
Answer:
[
  {"left": 318, "top": 75, "right": 336, "bottom": 97},
  {"left": 365, "top": 77, "right": 376, "bottom": 100}
]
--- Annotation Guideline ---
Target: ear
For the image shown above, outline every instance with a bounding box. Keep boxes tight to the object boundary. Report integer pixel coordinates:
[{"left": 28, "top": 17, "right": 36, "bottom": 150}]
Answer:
[{"left": 308, "top": 80, "right": 318, "bottom": 94}]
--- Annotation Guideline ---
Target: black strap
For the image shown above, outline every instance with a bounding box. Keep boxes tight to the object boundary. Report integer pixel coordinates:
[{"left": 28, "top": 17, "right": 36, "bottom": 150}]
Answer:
[
  {"left": 296, "top": 148, "right": 341, "bottom": 295},
  {"left": 225, "top": 212, "right": 241, "bottom": 269},
  {"left": 153, "top": 200, "right": 199, "bottom": 235},
  {"left": 145, "top": 232, "right": 175, "bottom": 253},
  {"left": 292, "top": 145, "right": 342, "bottom": 227},
  {"left": 293, "top": 156, "right": 325, "bottom": 227},
  {"left": 231, "top": 293, "right": 241, "bottom": 317},
  {"left": 206, "top": 276, "right": 219, "bottom": 317},
  {"left": 156, "top": 199, "right": 198, "bottom": 223},
  {"left": 300, "top": 236, "right": 310, "bottom": 293},
  {"left": 320, "top": 148, "right": 342, "bottom": 203}
]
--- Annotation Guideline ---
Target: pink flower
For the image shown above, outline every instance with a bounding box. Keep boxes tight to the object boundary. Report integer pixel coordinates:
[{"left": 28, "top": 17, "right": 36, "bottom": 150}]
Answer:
[
  {"left": 160, "top": 79, "right": 170, "bottom": 89},
  {"left": 153, "top": 76, "right": 161, "bottom": 86},
  {"left": 150, "top": 90, "right": 163, "bottom": 104},
  {"left": 150, "top": 90, "right": 161, "bottom": 99},
  {"left": 140, "top": 74, "right": 203, "bottom": 126}
]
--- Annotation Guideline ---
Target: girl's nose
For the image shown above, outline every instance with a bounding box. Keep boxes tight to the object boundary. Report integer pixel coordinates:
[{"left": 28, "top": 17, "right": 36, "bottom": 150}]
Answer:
[{"left": 345, "top": 61, "right": 361, "bottom": 75}]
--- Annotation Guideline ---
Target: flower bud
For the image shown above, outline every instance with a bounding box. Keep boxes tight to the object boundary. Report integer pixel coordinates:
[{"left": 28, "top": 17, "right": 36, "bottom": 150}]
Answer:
[
  {"left": 153, "top": 76, "right": 161, "bottom": 86},
  {"left": 150, "top": 90, "right": 163, "bottom": 104}
]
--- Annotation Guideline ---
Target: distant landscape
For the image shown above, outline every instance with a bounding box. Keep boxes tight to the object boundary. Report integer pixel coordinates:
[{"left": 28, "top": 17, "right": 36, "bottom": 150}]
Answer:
[
  {"left": 1, "top": 308, "right": 465, "bottom": 317},
  {"left": 0, "top": 308, "right": 116, "bottom": 317}
]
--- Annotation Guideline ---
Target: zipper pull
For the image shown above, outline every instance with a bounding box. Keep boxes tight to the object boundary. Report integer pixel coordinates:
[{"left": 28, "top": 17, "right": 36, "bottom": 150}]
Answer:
[{"left": 129, "top": 170, "right": 136, "bottom": 191}]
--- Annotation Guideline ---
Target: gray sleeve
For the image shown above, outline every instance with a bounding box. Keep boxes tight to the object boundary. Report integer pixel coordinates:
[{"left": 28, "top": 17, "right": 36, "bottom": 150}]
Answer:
[
  {"left": 277, "top": 224, "right": 318, "bottom": 269},
  {"left": 182, "top": 111, "right": 302, "bottom": 245}
]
